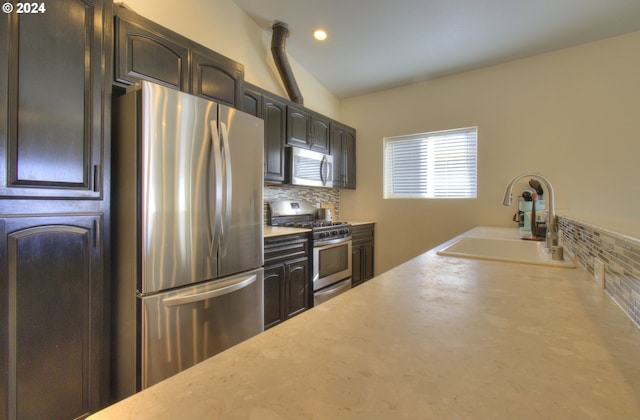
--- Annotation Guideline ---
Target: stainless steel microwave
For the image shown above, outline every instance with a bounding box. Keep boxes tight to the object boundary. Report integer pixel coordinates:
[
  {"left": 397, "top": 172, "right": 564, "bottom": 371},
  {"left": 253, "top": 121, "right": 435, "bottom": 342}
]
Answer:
[{"left": 291, "top": 147, "right": 333, "bottom": 187}]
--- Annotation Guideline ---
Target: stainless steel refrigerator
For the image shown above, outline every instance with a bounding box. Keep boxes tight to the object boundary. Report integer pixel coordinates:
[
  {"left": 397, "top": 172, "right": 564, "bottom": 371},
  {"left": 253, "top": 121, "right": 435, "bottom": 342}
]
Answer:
[{"left": 111, "top": 81, "right": 264, "bottom": 399}]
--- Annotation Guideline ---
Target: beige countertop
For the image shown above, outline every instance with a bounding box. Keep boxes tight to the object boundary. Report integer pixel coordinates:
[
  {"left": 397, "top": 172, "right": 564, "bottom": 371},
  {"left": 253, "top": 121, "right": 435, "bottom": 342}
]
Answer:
[
  {"left": 263, "top": 225, "right": 311, "bottom": 238},
  {"left": 91, "top": 226, "right": 640, "bottom": 419},
  {"left": 347, "top": 221, "right": 376, "bottom": 226},
  {"left": 263, "top": 222, "right": 375, "bottom": 238}
]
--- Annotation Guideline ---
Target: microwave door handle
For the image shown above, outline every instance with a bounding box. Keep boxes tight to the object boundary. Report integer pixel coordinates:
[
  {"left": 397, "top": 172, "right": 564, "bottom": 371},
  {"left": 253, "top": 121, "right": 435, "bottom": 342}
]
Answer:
[
  {"left": 219, "top": 121, "right": 233, "bottom": 256},
  {"left": 209, "top": 120, "right": 223, "bottom": 256},
  {"left": 320, "top": 154, "right": 328, "bottom": 186},
  {"left": 162, "top": 274, "right": 257, "bottom": 307}
]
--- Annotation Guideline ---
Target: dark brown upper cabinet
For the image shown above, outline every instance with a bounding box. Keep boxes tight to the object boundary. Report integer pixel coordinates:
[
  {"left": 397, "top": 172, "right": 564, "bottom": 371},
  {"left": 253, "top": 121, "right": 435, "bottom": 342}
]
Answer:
[
  {"left": 242, "top": 85, "right": 263, "bottom": 118},
  {"left": 310, "top": 115, "right": 330, "bottom": 154},
  {"left": 244, "top": 83, "right": 356, "bottom": 188},
  {"left": 286, "top": 104, "right": 330, "bottom": 154},
  {"left": 114, "top": 4, "right": 244, "bottom": 107},
  {"left": 114, "top": 7, "right": 189, "bottom": 91},
  {"left": 286, "top": 105, "right": 311, "bottom": 149},
  {"left": 244, "top": 84, "right": 288, "bottom": 184},
  {"left": 191, "top": 48, "right": 244, "bottom": 107},
  {"left": 263, "top": 95, "right": 288, "bottom": 184},
  {"left": 330, "top": 123, "right": 357, "bottom": 189},
  {"left": 0, "top": 0, "right": 110, "bottom": 199}
]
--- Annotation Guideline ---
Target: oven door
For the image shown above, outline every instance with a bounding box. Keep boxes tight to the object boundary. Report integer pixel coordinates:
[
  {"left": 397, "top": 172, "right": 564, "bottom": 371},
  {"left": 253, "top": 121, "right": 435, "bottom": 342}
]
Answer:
[{"left": 313, "top": 236, "right": 352, "bottom": 291}]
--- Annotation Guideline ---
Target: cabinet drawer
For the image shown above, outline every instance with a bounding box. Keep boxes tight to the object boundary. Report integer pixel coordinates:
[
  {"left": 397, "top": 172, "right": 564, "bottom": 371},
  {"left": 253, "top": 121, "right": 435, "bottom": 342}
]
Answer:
[
  {"left": 351, "top": 224, "right": 375, "bottom": 244},
  {"left": 264, "top": 234, "right": 310, "bottom": 264}
]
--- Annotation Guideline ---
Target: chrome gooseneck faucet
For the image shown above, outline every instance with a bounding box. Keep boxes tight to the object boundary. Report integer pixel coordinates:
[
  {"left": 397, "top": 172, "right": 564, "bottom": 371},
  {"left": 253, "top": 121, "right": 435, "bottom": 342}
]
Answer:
[{"left": 502, "top": 173, "right": 558, "bottom": 250}]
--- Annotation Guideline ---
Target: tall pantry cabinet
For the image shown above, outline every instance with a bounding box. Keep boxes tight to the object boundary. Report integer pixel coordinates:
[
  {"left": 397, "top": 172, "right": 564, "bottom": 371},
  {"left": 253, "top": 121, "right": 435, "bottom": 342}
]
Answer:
[{"left": 0, "top": 0, "right": 112, "bottom": 418}]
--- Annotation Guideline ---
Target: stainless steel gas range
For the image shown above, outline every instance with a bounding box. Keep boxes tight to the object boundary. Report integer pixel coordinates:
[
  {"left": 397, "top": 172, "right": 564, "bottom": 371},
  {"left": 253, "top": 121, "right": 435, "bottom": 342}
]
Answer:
[{"left": 267, "top": 200, "right": 352, "bottom": 305}]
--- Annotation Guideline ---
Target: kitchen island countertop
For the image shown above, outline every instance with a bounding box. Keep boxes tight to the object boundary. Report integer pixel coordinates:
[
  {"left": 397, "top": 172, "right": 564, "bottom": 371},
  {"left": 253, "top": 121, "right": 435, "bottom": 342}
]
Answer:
[{"left": 91, "top": 226, "right": 640, "bottom": 419}]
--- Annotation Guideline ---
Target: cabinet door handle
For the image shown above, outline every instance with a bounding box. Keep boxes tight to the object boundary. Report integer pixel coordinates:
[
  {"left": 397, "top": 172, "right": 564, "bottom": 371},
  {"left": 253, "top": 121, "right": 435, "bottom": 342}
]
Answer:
[
  {"left": 93, "top": 219, "right": 100, "bottom": 248},
  {"left": 93, "top": 164, "right": 101, "bottom": 192}
]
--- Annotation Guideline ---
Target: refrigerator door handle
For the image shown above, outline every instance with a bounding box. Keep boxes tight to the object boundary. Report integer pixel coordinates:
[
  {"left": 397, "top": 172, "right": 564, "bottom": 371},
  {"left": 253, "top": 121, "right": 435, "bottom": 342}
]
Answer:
[
  {"left": 161, "top": 274, "right": 257, "bottom": 307},
  {"left": 219, "top": 121, "right": 233, "bottom": 256},
  {"left": 209, "top": 120, "right": 223, "bottom": 256}
]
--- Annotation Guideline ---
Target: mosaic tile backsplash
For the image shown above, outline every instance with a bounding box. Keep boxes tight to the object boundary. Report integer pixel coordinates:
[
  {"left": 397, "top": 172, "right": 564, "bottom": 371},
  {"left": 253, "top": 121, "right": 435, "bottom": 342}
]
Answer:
[
  {"left": 263, "top": 185, "right": 340, "bottom": 223},
  {"left": 558, "top": 216, "right": 640, "bottom": 327}
]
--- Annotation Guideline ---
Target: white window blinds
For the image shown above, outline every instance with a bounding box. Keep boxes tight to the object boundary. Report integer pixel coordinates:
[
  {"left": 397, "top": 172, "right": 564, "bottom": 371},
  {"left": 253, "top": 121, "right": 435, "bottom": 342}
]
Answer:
[{"left": 383, "top": 127, "right": 477, "bottom": 199}]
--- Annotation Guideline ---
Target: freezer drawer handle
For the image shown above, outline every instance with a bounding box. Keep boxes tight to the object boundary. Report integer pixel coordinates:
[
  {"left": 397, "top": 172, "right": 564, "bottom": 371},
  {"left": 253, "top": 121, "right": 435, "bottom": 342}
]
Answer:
[{"left": 162, "top": 274, "right": 257, "bottom": 307}]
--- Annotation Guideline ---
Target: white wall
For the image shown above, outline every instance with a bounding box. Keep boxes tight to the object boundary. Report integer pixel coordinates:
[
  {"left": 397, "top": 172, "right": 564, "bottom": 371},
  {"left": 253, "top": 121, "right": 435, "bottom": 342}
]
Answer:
[
  {"left": 119, "top": 0, "right": 341, "bottom": 119},
  {"left": 340, "top": 32, "right": 640, "bottom": 274},
  {"left": 118, "top": 1, "right": 640, "bottom": 274}
]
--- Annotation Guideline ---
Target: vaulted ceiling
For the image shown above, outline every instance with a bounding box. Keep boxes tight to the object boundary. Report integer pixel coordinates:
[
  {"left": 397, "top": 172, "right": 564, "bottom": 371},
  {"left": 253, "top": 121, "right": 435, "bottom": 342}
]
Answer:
[{"left": 233, "top": 0, "right": 640, "bottom": 99}]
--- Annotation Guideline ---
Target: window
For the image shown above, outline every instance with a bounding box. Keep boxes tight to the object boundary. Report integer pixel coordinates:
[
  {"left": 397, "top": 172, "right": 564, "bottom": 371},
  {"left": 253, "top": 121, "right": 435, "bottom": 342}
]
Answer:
[{"left": 383, "top": 127, "right": 477, "bottom": 199}]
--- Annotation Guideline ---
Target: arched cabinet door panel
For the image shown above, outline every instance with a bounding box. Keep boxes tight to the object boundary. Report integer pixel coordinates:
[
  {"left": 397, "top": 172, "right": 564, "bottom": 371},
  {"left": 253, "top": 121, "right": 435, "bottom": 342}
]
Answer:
[
  {"left": 114, "top": 10, "right": 189, "bottom": 90},
  {"left": 0, "top": 215, "right": 104, "bottom": 419},
  {"left": 192, "top": 48, "right": 244, "bottom": 107}
]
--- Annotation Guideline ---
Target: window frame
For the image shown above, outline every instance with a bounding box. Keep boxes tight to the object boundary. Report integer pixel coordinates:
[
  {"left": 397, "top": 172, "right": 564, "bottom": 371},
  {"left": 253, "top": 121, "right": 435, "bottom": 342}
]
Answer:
[{"left": 383, "top": 126, "right": 478, "bottom": 199}]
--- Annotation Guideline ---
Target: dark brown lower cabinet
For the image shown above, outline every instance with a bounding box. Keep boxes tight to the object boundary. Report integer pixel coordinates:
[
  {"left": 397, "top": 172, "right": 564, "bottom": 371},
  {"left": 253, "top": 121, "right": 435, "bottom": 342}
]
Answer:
[
  {"left": 351, "top": 223, "right": 375, "bottom": 287},
  {"left": 0, "top": 214, "right": 105, "bottom": 419},
  {"left": 264, "top": 233, "right": 311, "bottom": 329}
]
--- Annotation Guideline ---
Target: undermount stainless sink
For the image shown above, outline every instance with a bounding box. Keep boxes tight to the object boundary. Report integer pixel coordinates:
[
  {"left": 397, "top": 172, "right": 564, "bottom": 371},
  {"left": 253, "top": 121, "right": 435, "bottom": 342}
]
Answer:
[{"left": 437, "top": 236, "right": 576, "bottom": 268}]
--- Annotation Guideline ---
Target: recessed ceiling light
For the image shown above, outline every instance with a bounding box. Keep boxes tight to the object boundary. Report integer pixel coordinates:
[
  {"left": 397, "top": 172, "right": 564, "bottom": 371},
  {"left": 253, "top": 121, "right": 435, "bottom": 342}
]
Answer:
[{"left": 313, "top": 28, "right": 327, "bottom": 41}]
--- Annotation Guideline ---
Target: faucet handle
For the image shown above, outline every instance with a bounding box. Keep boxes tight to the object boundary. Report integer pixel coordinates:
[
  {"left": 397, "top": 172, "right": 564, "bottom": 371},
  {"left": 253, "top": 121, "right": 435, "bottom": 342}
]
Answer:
[{"left": 551, "top": 245, "right": 564, "bottom": 261}]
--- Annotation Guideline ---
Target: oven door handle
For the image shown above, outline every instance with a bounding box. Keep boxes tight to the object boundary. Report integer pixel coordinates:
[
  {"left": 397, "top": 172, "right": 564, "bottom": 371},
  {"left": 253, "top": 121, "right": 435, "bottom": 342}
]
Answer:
[
  {"left": 315, "top": 279, "right": 351, "bottom": 298},
  {"left": 314, "top": 235, "right": 352, "bottom": 247}
]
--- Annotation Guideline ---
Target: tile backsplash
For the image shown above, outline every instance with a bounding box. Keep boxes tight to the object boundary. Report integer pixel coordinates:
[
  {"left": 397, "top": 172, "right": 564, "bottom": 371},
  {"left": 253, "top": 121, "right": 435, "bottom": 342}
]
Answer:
[
  {"left": 263, "top": 185, "right": 340, "bottom": 222},
  {"left": 558, "top": 215, "right": 640, "bottom": 327}
]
